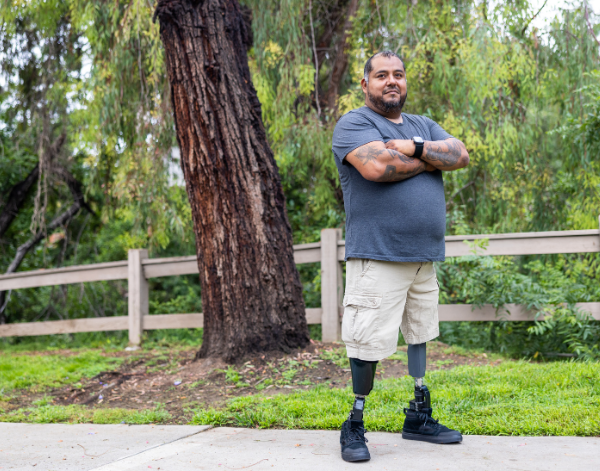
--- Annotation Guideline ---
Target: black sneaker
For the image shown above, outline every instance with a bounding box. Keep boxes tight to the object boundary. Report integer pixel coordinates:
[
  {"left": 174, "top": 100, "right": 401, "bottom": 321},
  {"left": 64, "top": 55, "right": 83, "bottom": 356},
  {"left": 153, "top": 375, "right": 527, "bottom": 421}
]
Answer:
[
  {"left": 340, "top": 418, "right": 371, "bottom": 462},
  {"left": 402, "top": 408, "right": 462, "bottom": 444}
]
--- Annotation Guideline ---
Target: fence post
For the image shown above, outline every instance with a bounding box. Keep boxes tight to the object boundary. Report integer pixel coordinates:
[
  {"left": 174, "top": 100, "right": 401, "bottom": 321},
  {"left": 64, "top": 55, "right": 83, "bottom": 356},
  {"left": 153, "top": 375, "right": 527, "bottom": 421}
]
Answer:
[
  {"left": 321, "top": 228, "right": 343, "bottom": 342},
  {"left": 128, "top": 249, "right": 148, "bottom": 347}
]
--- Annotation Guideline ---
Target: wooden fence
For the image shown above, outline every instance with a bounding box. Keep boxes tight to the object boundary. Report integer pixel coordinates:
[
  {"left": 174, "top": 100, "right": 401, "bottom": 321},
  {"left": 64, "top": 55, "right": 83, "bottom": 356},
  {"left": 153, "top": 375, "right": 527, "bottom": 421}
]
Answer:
[{"left": 0, "top": 226, "right": 599, "bottom": 345}]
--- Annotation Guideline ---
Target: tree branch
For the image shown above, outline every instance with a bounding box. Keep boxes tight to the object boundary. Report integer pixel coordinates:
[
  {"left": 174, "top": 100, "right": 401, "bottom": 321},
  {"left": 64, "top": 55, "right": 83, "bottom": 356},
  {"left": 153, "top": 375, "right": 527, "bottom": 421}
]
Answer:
[
  {"left": 53, "top": 166, "right": 96, "bottom": 216},
  {"left": 584, "top": 3, "right": 600, "bottom": 47},
  {"left": 446, "top": 181, "right": 475, "bottom": 210},
  {"left": 309, "top": 0, "right": 321, "bottom": 117},
  {"left": 521, "top": 0, "right": 548, "bottom": 36},
  {"left": 0, "top": 164, "right": 39, "bottom": 239},
  {"left": 7, "top": 202, "right": 81, "bottom": 275},
  {"left": 0, "top": 164, "right": 94, "bottom": 323},
  {"left": 0, "top": 201, "right": 81, "bottom": 323},
  {"left": 0, "top": 131, "right": 66, "bottom": 239}
]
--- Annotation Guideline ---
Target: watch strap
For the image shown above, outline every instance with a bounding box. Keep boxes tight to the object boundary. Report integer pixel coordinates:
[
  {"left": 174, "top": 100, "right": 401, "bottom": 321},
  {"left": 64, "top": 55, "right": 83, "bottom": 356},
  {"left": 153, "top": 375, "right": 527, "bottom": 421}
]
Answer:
[{"left": 413, "top": 137, "right": 424, "bottom": 159}]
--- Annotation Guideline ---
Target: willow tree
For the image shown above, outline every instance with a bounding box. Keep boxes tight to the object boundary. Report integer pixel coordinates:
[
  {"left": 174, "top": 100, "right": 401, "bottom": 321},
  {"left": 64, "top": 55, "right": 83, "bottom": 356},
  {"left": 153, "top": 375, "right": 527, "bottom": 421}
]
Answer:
[{"left": 154, "top": 0, "right": 309, "bottom": 361}]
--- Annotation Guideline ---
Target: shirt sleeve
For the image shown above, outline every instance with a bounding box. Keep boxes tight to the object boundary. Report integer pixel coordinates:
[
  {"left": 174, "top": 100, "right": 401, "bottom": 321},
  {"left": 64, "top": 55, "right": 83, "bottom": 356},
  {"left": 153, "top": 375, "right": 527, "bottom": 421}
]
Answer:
[
  {"left": 332, "top": 111, "right": 384, "bottom": 163},
  {"left": 426, "top": 117, "right": 454, "bottom": 141}
]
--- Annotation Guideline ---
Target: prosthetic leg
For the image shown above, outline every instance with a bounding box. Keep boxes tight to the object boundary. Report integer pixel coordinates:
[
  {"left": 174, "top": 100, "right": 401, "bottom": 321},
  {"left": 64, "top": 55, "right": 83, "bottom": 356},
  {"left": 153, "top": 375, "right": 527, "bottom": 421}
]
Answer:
[
  {"left": 407, "top": 343, "right": 431, "bottom": 414},
  {"left": 403, "top": 343, "right": 462, "bottom": 443},
  {"left": 340, "top": 358, "right": 377, "bottom": 462}
]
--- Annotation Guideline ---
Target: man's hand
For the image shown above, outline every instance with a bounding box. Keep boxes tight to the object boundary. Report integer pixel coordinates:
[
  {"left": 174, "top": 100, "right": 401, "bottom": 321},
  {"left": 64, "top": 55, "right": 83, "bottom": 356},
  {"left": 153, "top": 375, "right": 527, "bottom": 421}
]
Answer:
[
  {"left": 385, "top": 139, "right": 416, "bottom": 157},
  {"left": 385, "top": 140, "right": 438, "bottom": 172}
]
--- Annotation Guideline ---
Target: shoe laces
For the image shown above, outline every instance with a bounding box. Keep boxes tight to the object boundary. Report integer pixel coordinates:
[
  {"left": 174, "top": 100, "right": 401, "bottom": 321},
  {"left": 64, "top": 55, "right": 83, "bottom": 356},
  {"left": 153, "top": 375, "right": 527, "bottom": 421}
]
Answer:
[
  {"left": 416, "top": 411, "right": 439, "bottom": 429},
  {"left": 345, "top": 425, "right": 368, "bottom": 444}
]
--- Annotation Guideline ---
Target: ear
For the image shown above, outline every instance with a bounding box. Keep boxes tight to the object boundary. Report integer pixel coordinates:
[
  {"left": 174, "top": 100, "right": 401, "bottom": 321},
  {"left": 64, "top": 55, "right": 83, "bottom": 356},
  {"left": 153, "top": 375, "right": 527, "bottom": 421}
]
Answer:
[{"left": 361, "top": 78, "right": 368, "bottom": 94}]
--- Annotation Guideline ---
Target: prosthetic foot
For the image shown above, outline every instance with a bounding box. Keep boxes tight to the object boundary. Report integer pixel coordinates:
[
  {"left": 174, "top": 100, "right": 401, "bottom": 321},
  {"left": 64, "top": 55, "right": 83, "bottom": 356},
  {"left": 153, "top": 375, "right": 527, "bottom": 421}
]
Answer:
[
  {"left": 402, "top": 343, "right": 462, "bottom": 444},
  {"left": 340, "top": 358, "right": 377, "bottom": 462}
]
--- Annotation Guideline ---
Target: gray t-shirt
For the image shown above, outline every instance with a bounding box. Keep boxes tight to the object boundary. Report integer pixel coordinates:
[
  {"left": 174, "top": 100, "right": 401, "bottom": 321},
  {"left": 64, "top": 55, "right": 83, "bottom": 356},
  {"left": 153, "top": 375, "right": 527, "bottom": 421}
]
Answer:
[{"left": 332, "top": 106, "right": 453, "bottom": 262}]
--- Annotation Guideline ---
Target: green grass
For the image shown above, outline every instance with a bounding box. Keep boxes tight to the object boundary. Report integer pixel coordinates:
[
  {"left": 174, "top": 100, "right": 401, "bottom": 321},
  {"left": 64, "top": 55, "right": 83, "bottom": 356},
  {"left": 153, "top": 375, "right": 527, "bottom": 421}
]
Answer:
[
  {"left": 0, "top": 328, "right": 203, "bottom": 353},
  {"left": 189, "top": 361, "right": 600, "bottom": 436},
  {"left": 0, "top": 404, "right": 171, "bottom": 424},
  {"left": 0, "top": 350, "right": 123, "bottom": 393},
  {"left": 319, "top": 347, "right": 349, "bottom": 368}
]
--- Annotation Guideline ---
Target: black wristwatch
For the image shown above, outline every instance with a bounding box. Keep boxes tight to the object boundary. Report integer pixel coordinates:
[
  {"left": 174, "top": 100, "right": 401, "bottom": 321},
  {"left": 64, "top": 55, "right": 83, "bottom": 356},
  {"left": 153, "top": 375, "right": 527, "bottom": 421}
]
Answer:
[{"left": 412, "top": 136, "right": 424, "bottom": 159}]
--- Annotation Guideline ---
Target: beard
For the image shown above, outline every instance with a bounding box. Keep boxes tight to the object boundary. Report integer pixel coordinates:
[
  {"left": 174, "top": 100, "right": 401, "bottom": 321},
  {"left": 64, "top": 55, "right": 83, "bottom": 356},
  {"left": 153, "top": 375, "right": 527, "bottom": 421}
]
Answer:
[{"left": 368, "top": 87, "right": 407, "bottom": 114}]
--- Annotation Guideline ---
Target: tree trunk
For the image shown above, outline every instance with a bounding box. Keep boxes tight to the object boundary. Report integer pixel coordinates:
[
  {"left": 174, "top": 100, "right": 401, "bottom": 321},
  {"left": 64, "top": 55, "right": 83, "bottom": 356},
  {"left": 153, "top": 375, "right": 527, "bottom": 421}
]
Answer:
[
  {"left": 154, "top": 0, "right": 309, "bottom": 362},
  {"left": 324, "top": 0, "right": 359, "bottom": 113}
]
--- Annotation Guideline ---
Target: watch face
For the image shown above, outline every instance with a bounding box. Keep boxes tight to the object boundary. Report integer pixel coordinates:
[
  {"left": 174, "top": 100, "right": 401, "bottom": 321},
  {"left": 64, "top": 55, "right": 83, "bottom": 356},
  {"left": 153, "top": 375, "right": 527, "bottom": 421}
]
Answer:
[{"left": 413, "top": 137, "right": 424, "bottom": 144}]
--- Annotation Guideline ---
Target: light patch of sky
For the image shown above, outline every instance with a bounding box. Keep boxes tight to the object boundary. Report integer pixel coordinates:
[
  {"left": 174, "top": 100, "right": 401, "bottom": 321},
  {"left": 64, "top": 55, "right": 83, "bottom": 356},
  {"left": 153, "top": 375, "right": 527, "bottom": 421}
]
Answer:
[
  {"left": 66, "top": 36, "right": 93, "bottom": 114},
  {"left": 169, "top": 147, "right": 185, "bottom": 187},
  {"left": 0, "top": 39, "right": 42, "bottom": 131},
  {"left": 529, "top": 0, "right": 599, "bottom": 30}
]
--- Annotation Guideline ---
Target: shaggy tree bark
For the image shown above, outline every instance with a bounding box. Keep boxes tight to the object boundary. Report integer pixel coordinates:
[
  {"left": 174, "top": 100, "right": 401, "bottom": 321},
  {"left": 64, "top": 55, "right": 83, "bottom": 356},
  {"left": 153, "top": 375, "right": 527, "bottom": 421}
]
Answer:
[{"left": 154, "top": 0, "right": 309, "bottom": 361}]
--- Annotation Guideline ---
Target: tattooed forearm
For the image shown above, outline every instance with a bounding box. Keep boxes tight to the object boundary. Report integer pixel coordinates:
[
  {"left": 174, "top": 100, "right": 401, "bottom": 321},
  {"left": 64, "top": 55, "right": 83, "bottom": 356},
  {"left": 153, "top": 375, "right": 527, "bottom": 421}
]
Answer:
[
  {"left": 347, "top": 141, "right": 432, "bottom": 182},
  {"left": 387, "top": 148, "right": 415, "bottom": 164},
  {"left": 422, "top": 138, "right": 468, "bottom": 170},
  {"left": 375, "top": 160, "right": 427, "bottom": 182},
  {"left": 354, "top": 144, "right": 414, "bottom": 166}
]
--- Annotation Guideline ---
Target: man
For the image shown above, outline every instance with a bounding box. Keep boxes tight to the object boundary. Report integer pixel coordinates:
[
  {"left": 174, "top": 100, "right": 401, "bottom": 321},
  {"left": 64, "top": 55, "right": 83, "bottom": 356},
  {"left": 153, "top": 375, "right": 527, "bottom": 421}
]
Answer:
[{"left": 331, "top": 50, "right": 469, "bottom": 463}]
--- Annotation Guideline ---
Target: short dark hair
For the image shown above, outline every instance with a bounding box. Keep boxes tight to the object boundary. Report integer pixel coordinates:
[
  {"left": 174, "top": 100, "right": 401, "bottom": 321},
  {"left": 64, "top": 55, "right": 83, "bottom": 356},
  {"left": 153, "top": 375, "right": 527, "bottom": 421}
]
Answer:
[{"left": 363, "top": 51, "right": 404, "bottom": 83}]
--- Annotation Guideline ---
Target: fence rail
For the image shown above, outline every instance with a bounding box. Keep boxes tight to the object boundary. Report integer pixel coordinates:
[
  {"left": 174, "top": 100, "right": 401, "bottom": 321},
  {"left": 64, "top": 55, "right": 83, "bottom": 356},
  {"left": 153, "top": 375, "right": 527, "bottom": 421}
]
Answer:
[{"left": 1, "top": 226, "right": 599, "bottom": 344}]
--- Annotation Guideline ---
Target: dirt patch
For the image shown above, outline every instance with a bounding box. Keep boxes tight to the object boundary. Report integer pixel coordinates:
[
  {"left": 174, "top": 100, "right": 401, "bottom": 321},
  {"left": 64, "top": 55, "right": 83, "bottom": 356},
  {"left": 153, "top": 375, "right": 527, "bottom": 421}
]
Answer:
[{"left": 4, "top": 341, "right": 503, "bottom": 424}]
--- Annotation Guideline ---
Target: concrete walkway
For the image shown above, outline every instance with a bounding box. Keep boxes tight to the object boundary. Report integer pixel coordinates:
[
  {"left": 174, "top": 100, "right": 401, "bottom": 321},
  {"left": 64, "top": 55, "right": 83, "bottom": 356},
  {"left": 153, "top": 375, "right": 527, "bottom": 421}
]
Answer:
[{"left": 1, "top": 423, "right": 599, "bottom": 470}]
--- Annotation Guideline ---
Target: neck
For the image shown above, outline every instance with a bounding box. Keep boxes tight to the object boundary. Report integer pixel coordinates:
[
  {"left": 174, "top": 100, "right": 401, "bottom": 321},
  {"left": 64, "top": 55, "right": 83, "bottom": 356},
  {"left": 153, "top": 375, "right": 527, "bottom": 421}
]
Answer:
[{"left": 365, "top": 101, "right": 403, "bottom": 123}]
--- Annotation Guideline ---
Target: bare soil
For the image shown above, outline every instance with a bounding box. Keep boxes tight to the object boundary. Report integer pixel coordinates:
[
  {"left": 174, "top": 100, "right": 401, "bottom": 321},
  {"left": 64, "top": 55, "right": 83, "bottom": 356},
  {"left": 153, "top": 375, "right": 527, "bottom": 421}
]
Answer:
[{"left": 5, "top": 341, "right": 503, "bottom": 424}]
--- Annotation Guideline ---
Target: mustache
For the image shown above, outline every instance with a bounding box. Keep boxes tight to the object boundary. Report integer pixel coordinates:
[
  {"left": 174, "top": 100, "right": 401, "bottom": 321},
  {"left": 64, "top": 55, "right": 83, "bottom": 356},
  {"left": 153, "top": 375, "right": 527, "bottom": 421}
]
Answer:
[{"left": 383, "top": 86, "right": 401, "bottom": 94}]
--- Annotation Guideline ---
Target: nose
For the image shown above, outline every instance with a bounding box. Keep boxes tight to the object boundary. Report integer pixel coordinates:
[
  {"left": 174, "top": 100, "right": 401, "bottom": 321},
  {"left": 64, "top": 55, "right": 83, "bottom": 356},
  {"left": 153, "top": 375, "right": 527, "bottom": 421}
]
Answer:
[{"left": 386, "top": 74, "right": 401, "bottom": 88}]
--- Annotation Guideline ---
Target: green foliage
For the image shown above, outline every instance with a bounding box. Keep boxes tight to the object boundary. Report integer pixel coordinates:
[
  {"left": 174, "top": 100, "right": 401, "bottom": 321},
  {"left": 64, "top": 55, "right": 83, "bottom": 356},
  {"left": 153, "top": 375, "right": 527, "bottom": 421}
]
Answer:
[
  {"left": 223, "top": 366, "right": 241, "bottom": 384},
  {"left": 0, "top": 404, "right": 171, "bottom": 424},
  {"left": 319, "top": 347, "right": 349, "bottom": 368},
  {"left": 190, "top": 361, "right": 600, "bottom": 436},
  {"left": 437, "top": 251, "right": 600, "bottom": 358},
  {"left": 0, "top": 0, "right": 196, "bottom": 325},
  {"left": 0, "top": 351, "right": 122, "bottom": 392},
  {"left": 0, "top": 328, "right": 203, "bottom": 352},
  {"left": 528, "top": 307, "right": 600, "bottom": 360},
  {"left": 245, "top": 0, "right": 346, "bottom": 243},
  {"left": 243, "top": 0, "right": 600, "bottom": 357},
  {"left": 1, "top": 0, "right": 599, "bottom": 359},
  {"left": 388, "top": 351, "right": 407, "bottom": 362}
]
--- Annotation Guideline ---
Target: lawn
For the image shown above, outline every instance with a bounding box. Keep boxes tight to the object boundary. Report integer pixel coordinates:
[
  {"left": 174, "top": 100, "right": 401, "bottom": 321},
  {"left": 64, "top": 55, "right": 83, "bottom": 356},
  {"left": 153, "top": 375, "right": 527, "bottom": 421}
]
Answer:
[
  {"left": 190, "top": 361, "right": 600, "bottom": 436},
  {"left": 1, "top": 342, "right": 598, "bottom": 436},
  {"left": 0, "top": 350, "right": 122, "bottom": 393}
]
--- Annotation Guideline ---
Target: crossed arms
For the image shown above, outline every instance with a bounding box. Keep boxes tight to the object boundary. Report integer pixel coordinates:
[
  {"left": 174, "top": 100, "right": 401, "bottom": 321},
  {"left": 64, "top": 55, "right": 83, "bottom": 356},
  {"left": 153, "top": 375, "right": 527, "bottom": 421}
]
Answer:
[{"left": 345, "top": 138, "right": 469, "bottom": 183}]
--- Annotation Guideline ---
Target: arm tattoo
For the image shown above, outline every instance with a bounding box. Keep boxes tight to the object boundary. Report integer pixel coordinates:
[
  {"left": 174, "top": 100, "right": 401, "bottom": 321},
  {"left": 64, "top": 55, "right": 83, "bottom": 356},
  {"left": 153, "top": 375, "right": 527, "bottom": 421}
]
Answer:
[
  {"left": 352, "top": 143, "right": 425, "bottom": 181},
  {"left": 387, "top": 149, "right": 414, "bottom": 164},
  {"left": 376, "top": 161, "right": 426, "bottom": 182},
  {"left": 354, "top": 144, "right": 414, "bottom": 165},
  {"left": 354, "top": 144, "right": 387, "bottom": 165},
  {"left": 423, "top": 138, "right": 464, "bottom": 169}
]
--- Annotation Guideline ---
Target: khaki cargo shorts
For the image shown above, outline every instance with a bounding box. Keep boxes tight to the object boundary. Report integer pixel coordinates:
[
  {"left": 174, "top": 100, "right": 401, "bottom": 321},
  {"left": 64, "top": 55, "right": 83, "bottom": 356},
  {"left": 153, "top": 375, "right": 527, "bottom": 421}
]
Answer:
[{"left": 342, "top": 258, "right": 440, "bottom": 361}]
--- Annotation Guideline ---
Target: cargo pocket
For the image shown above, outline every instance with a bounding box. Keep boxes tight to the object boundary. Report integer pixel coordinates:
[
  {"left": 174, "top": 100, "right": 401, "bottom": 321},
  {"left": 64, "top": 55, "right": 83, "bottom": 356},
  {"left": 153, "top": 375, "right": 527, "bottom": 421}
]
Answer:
[
  {"left": 342, "top": 293, "right": 383, "bottom": 345},
  {"left": 359, "top": 259, "right": 374, "bottom": 277}
]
